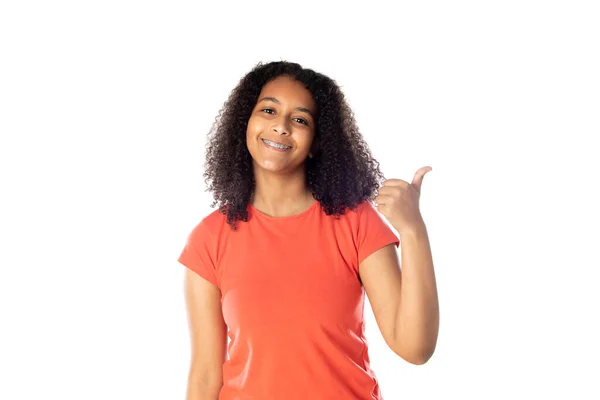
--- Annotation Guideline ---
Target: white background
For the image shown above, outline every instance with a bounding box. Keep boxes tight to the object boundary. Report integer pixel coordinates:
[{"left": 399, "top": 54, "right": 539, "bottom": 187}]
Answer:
[{"left": 1, "top": 1, "right": 599, "bottom": 399}]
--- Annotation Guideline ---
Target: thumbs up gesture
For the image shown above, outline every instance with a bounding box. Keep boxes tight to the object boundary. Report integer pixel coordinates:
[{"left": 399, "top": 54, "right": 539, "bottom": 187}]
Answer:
[{"left": 376, "top": 166, "right": 432, "bottom": 235}]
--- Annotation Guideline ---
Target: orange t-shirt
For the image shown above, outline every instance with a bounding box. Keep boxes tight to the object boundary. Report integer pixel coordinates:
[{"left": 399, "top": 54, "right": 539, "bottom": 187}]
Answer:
[{"left": 178, "top": 199, "right": 399, "bottom": 399}]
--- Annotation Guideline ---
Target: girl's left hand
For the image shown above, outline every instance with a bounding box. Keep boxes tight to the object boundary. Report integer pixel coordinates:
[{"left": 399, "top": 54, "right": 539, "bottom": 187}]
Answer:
[{"left": 375, "top": 166, "right": 432, "bottom": 234}]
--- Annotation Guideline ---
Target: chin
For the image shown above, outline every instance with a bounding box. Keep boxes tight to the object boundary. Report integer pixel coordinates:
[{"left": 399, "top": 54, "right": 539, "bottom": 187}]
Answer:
[
  {"left": 253, "top": 158, "right": 305, "bottom": 175},
  {"left": 259, "top": 160, "right": 291, "bottom": 173}
]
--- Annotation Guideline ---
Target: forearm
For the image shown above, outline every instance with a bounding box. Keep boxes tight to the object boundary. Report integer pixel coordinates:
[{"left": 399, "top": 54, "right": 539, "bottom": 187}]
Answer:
[{"left": 394, "top": 222, "right": 439, "bottom": 364}]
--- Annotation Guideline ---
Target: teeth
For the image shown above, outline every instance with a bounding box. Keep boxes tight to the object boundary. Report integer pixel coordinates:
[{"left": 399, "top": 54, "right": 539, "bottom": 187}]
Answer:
[{"left": 263, "top": 139, "right": 291, "bottom": 149}]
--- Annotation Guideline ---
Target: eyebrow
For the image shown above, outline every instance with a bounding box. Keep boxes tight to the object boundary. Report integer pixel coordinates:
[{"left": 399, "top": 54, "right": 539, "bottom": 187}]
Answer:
[{"left": 258, "top": 97, "right": 315, "bottom": 119}]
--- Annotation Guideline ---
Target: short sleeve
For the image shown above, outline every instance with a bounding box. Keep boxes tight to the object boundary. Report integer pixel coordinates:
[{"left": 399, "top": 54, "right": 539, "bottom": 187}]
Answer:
[
  {"left": 357, "top": 201, "right": 400, "bottom": 265},
  {"left": 177, "top": 218, "right": 219, "bottom": 288}
]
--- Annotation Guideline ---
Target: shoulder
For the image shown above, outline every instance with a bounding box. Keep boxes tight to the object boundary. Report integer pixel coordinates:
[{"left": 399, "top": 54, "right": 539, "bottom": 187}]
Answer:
[
  {"left": 187, "top": 207, "right": 228, "bottom": 242},
  {"left": 341, "top": 199, "right": 397, "bottom": 240},
  {"left": 327, "top": 200, "right": 378, "bottom": 236},
  {"left": 338, "top": 199, "right": 377, "bottom": 221},
  {"left": 202, "top": 207, "right": 228, "bottom": 228},
  {"left": 353, "top": 199, "right": 377, "bottom": 214}
]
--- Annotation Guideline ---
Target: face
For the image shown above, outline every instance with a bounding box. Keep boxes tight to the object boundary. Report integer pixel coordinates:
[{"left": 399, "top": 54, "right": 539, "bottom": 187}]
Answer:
[{"left": 246, "top": 75, "right": 317, "bottom": 175}]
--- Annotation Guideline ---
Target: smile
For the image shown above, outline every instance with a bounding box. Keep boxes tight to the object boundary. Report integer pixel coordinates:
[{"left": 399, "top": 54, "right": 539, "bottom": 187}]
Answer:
[{"left": 262, "top": 138, "right": 292, "bottom": 151}]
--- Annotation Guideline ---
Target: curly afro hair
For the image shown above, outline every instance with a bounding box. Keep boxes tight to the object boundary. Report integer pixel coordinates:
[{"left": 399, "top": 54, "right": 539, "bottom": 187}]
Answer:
[{"left": 203, "top": 60, "right": 386, "bottom": 230}]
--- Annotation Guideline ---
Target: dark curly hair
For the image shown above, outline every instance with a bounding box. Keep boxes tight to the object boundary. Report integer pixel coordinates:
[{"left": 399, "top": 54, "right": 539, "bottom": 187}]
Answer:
[{"left": 203, "top": 60, "right": 386, "bottom": 230}]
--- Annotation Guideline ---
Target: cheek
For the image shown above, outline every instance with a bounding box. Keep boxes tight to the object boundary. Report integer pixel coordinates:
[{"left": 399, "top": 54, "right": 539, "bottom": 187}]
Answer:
[
  {"left": 246, "top": 118, "right": 262, "bottom": 139},
  {"left": 245, "top": 121, "right": 263, "bottom": 156}
]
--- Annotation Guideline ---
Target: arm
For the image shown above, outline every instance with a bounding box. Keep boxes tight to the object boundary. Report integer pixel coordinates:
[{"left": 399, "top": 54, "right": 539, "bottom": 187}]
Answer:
[
  {"left": 359, "top": 223, "right": 439, "bottom": 365},
  {"left": 184, "top": 268, "right": 227, "bottom": 399}
]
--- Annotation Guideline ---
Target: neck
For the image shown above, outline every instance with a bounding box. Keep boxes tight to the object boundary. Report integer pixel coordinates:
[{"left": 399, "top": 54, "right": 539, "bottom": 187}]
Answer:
[{"left": 251, "top": 169, "right": 314, "bottom": 217}]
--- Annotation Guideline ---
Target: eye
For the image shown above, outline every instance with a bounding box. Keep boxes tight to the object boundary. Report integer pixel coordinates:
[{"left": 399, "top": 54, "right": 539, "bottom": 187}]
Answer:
[
  {"left": 294, "top": 118, "right": 308, "bottom": 126},
  {"left": 260, "top": 108, "right": 309, "bottom": 126}
]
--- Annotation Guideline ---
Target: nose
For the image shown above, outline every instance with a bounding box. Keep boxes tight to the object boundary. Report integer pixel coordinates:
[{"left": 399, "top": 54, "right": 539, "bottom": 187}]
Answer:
[{"left": 271, "top": 115, "right": 291, "bottom": 135}]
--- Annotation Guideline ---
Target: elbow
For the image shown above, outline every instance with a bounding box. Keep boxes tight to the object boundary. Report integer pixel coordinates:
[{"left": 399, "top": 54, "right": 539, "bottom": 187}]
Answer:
[
  {"left": 391, "top": 342, "right": 437, "bottom": 365},
  {"left": 187, "top": 374, "right": 223, "bottom": 399},
  {"left": 398, "top": 349, "right": 435, "bottom": 366},
  {"left": 187, "top": 367, "right": 223, "bottom": 394},
  {"left": 410, "top": 350, "right": 434, "bottom": 365},
  {"left": 390, "top": 324, "right": 439, "bottom": 365}
]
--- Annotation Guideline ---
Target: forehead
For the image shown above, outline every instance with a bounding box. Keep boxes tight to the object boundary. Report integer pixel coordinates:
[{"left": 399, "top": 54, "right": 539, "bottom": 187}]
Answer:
[{"left": 259, "top": 76, "right": 316, "bottom": 111}]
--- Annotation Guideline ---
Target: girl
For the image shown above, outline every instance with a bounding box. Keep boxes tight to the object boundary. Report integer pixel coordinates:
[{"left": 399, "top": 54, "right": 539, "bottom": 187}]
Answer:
[{"left": 178, "top": 61, "right": 439, "bottom": 399}]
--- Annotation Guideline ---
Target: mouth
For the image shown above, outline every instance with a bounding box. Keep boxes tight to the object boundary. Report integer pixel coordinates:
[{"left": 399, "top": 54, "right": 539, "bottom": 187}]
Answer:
[{"left": 262, "top": 138, "right": 292, "bottom": 151}]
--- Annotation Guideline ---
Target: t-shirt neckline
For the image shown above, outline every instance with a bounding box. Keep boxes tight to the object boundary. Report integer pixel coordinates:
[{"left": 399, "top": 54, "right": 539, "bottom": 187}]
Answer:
[{"left": 248, "top": 199, "right": 319, "bottom": 221}]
